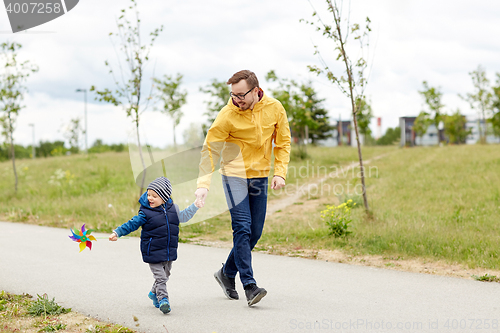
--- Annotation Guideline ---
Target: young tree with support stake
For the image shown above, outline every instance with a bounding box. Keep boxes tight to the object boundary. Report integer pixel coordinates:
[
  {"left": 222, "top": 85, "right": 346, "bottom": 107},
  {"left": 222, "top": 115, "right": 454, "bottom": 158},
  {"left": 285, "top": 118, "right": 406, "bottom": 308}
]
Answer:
[
  {"left": 0, "top": 42, "right": 38, "bottom": 193},
  {"left": 153, "top": 73, "right": 187, "bottom": 149},
  {"left": 460, "top": 65, "right": 493, "bottom": 144},
  {"left": 303, "top": 0, "right": 372, "bottom": 211},
  {"left": 491, "top": 73, "right": 500, "bottom": 137},
  {"left": 265, "top": 70, "right": 320, "bottom": 158},
  {"left": 418, "top": 81, "right": 445, "bottom": 129},
  {"left": 199, "top": 79, "right": 230, "bottom": 136},
  {"left": 91, "top": 0, "right": 163, "bottom": 195}
]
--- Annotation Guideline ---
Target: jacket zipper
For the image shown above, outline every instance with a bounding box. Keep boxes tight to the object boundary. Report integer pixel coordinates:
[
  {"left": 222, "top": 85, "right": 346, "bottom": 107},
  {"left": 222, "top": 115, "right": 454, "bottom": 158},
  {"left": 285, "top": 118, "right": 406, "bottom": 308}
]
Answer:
[
  {"left": 163, "top": 205, "right": 170, "bottom": 261},
  {"left": 147, "top": 238, "right": 152, "bottom": 256}
]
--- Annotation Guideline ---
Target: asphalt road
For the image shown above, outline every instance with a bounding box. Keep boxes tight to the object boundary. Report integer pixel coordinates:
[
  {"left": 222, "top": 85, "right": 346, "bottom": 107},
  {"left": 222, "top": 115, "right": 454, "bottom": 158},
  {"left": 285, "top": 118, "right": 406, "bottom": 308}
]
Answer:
[{"left": 1, "top": 221, "right": 500, "bottom": 333}]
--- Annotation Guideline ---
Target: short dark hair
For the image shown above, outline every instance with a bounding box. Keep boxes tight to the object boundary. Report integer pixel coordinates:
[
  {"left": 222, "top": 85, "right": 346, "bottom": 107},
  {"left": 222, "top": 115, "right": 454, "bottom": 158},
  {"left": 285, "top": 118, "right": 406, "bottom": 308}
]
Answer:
[{"left": 226, "top": 70, "right": 259, "bottom": 89}]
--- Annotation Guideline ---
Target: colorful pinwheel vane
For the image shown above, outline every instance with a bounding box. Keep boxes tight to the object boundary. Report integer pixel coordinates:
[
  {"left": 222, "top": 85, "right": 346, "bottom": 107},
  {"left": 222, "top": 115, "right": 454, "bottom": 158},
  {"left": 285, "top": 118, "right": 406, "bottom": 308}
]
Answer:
[{"left": 69, "top": 224, "right": 96, "bottom": 252}]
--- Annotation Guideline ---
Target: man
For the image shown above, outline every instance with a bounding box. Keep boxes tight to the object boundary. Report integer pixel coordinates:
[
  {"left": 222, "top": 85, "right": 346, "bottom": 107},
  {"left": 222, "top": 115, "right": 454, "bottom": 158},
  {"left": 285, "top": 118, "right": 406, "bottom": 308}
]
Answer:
[{"left": 195, "top": 70, "right": 291, "bottom": 306}]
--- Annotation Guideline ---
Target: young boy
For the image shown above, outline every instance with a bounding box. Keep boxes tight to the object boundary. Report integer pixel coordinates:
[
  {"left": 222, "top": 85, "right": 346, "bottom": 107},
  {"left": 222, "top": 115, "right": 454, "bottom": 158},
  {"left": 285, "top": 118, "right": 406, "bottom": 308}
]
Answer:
[{"left": 109, "top": 177, "right": 201, "bottom": 314}]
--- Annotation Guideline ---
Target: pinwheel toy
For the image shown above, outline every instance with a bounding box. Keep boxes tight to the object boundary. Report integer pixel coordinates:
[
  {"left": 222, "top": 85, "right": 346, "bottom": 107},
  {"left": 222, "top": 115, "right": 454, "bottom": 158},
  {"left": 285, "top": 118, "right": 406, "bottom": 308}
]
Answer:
[{"left": 69, "top": 224, "right": 96, "bottom": 252}]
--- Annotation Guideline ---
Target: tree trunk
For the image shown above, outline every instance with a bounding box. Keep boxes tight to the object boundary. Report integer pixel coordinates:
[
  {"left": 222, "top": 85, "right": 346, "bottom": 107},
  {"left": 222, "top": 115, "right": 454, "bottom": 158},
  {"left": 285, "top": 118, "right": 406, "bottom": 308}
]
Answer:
[
  {"left": 304, "top": 125, "right": 308, "bottom": 155},
  {"left": 481, "top": 106, "right": 487, "bottom": 144},
  {"left": 351, "top": 100, "right": 369, "bottom": 211},
  {"left": 338, "top": 115, "right": 343, "bottom": 146},
  {"left": 136, "top": 113, "right": 147, "bottom": 197},
  {"left": 477, "top": 117, "right": 484, "bottom": 144},
  {"left": 334, "top": 7, "right": 369, "bottom": 211},
  {"left": 8, "top": 116, "right": 18, "bottom": 193}
]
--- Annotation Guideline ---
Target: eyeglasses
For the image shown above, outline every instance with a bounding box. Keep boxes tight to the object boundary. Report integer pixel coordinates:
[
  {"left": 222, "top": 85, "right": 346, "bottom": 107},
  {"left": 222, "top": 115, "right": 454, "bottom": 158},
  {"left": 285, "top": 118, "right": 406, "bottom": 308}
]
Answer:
[{"left": 230, "top": 87, "right": 254, "bottom": 100}]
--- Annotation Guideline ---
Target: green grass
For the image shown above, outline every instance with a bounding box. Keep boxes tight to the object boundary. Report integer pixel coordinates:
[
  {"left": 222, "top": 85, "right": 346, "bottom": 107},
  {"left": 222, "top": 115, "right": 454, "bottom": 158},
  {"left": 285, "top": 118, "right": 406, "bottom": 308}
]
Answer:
[
  {"left": 472, "top": 273, "right": 500, "bottom": 282},
  {"left": 260, "top": 145, "right": 500, "bottom": 270},
  {"left": 0, "top": 152, "right": 139, "bottom": 233},
  {"left": 0, "top": 290, "right": 135, "bottom": 332},
  {"left": 2, "top": 144, "right": 499, "bottom": 270}
]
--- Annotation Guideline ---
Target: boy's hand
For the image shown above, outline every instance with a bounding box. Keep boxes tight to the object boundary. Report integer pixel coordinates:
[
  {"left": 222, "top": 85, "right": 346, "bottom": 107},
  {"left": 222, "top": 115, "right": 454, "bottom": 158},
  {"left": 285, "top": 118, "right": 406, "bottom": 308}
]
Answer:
[
  {"left": 109, "top": 233, "right": 118, "bottom": 241},
  {"left": 195, "top": 187, "right": 208, "bottom": 208}
]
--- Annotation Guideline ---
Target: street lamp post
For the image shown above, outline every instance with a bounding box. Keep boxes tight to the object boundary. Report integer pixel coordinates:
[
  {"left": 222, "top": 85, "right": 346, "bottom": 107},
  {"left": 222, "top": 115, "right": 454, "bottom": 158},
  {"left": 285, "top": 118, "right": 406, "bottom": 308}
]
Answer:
[
  {"left": 76, "top": 88, "right": 88, "bottom": 153},
  {"left": 28, "top": 123, "right": 35, "bottom": 159}
]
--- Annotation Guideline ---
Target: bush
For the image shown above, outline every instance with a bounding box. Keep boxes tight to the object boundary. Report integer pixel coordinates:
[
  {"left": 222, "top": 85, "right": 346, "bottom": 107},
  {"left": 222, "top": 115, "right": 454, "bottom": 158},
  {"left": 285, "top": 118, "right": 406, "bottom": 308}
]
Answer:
[
  {"left": 27, "top": 294, "right": 71, "bottom": 317},
  {"left": 88, "top": 139, "right": 126, "bottom": 153},
  {"left": 376, "top": 126, "right": 400, "bottom": 145},
  {"left": 321, "top": 200, "right": 355, "bottom": 238}
]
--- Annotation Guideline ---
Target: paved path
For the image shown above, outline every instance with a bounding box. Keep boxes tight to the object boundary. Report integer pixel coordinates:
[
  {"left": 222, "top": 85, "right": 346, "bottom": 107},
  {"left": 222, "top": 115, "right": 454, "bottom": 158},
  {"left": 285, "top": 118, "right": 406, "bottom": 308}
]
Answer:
[{"left": 1, "top": 221, "right": 500, "bottom": 333}]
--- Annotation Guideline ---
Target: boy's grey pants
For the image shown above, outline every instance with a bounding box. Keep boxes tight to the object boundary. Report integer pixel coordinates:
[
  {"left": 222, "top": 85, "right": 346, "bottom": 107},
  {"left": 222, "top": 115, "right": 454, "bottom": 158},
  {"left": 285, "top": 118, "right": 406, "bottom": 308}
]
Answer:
[{"left": 149, "top": 261, "right": 173, "bottom": 301}]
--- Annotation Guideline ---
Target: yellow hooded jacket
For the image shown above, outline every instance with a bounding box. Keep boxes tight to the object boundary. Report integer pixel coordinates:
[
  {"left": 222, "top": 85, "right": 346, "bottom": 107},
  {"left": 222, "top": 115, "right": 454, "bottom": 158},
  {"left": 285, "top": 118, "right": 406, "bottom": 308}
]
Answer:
[{"left": 197, "top": 90, "right": 291, "bottom": 189}]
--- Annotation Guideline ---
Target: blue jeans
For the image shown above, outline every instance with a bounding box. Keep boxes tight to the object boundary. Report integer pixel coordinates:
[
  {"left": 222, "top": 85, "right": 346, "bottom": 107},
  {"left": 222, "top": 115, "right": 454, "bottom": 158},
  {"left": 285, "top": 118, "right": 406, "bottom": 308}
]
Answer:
[{"left": 221, "top": 176, "right": 268, "bottom": 287}]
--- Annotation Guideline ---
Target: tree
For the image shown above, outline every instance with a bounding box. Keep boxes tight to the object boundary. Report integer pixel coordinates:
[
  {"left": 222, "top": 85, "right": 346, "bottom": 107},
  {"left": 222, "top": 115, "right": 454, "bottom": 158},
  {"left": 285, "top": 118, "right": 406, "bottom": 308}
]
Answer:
[
  {"left": 413, "top": 111, "right": 431, "bottom": 143},
  {"left": 199, "top": 79, "right": 230, "bottom": 136},
  {"left": 460, "top": 65, "right": 492, "bottom": 144},
  {"left": 300, "top": 82, "right": 334, "bottom": 144},
  {"left": 304, "top": 0, "right": 372, "bottom": 211},
  {"left": 443, "top": 110, "right": 471, "bottom": 144},
  {"left": 0, "top": 41, "right": 38, "bottom": 193},
  {"left": 265, "top": 70, "right": 319, "bottom": 157},
  {"left": 376, "top": 126, "right": 400, "bottom": 146},
  {"left": 418, "top": 81, "right": 444, "bottom": 129},
  {"left": 153, "top": 73, "right": 187, "bottom": 148},
  {"left": 63, "top": 118, "right": 84, "bottom": 153},
  {"left": 91, "top": 0, "right": 163, "bottom": 194},
  {"left": 354, "top": 96, "right": 373, "bottom": 138},
  {"left": 37, "top": 140, "right": 66, "bottom": 157},
  {"left": 489, "top": 73, "right": 500, "bottom": 137}
]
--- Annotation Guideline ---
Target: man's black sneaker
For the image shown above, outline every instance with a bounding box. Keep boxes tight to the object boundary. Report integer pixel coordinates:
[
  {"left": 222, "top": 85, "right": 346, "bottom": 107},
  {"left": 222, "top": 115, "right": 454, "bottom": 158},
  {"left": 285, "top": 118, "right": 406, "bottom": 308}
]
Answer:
[
  {"left": 244, "top": 283, "right": 267, "bottom": 306},
  {"left": 214, "top": 265, "right": 239, "bottom": 300}
]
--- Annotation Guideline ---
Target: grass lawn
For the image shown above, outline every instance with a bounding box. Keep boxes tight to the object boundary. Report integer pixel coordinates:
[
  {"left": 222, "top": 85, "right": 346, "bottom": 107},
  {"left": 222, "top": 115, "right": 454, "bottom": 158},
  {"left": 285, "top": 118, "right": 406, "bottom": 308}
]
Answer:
[
  {"left": 259, "top": 144, "right": 500, "bottom": 270},
  {"left": 1, "top": 144, "right": 499, "bottom": 270}
]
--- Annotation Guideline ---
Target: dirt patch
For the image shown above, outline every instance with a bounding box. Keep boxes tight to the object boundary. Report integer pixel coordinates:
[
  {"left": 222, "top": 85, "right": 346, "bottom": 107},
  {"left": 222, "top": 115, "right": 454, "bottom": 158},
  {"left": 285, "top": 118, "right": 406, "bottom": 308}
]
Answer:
[{"left": 1, "top": 311, "right": 128, "bottom": 333}]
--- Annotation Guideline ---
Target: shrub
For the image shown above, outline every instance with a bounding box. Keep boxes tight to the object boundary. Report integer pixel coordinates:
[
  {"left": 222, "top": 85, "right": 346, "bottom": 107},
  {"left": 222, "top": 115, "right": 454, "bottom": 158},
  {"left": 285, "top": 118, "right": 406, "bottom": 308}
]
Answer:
[
  {"left": 321, "top": 200, "right": 355, "bottom": 238},
  {"left": 27, "top": 294, "right": 71, "bottom": 317}
]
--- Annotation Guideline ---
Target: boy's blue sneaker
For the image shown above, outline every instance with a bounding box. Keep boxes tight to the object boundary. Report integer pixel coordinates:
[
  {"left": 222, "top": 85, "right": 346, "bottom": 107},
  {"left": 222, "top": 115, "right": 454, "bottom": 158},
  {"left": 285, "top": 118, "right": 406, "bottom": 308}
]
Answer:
[
  {"left": 159, "top": 298, "right": 171, "bottom": 314},
  {"left": 148, "top": 291, "right": 159, "bottom": 308}
]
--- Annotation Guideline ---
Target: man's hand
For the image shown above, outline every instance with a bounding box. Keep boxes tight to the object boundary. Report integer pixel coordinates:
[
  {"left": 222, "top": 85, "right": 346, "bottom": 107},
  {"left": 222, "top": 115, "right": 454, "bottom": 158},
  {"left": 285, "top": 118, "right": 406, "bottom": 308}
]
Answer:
[
  {"left": 195, "top": 187, "right": 209, "bottom": 208},
  {"left": 271, "top": 175, "right": 285, "bottom": 190}
]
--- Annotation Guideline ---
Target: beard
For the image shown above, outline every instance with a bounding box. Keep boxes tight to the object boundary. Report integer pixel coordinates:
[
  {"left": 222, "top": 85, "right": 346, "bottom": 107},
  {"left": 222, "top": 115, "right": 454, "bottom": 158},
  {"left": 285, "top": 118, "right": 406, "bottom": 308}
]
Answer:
[{"left": 238, "top": 96, "right": 254, "bottom": 110}]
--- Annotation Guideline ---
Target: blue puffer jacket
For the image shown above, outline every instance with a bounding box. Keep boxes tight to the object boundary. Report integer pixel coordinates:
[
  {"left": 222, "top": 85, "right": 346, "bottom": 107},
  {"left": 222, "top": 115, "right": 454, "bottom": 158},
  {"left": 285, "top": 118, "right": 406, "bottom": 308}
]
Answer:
[
  {"left": 139, "top": 197, "right": 179, "bottom": 263},
  {"left": 114, "top": 192, "right": 199, "bottom": 263}
]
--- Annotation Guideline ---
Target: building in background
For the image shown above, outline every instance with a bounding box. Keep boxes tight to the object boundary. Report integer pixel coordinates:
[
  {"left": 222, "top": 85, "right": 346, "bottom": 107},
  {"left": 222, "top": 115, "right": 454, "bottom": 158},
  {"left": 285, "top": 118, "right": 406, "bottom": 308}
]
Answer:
[
  {"left": 465, "top": 119, "right": 500, "bottom": 144},
  {"left": 317, "top": 120, "right": 365, "bottom": 147},
  {"left": 399, "top": 116, "right": 416, "bottom": 147},
  {"left": 401, "top": 115, "right": 500, "bottom": 146}
]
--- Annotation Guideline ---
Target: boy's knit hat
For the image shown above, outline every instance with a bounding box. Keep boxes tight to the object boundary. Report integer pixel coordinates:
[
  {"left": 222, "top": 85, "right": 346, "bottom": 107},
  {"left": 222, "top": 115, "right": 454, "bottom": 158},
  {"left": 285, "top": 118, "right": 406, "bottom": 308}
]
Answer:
[{"left": 147, "top": 177, "right": 172, "bottom": 204}]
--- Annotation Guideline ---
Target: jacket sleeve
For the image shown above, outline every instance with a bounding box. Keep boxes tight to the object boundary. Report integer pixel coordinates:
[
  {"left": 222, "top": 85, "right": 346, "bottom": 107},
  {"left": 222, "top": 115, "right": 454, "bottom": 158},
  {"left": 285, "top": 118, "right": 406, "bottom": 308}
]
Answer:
[
  {"left": 273, "top": 103, "right": 291, "bottom": 180},
  {"left": 114, "top": 210, "right": 147, "bottom": 237},
  {"left": 197, "top": 108, "right": 231, "bottom": 189},
  {"left": 175, "top": 203, "right": 199, "bottom": 223}
]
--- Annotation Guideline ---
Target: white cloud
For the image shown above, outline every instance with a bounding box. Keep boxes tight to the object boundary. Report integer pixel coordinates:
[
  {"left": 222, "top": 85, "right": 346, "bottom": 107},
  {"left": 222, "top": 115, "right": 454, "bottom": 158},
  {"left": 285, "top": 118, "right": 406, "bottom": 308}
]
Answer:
[{"left": 2, "top": 0, "right": 500, "bottom": 146}]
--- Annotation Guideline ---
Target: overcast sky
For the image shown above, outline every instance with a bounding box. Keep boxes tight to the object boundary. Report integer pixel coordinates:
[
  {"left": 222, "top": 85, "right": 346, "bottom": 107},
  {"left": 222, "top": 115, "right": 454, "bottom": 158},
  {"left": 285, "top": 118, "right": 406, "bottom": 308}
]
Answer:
[{"left": 2, "top": 0, "right": 500, "bottom": 148}]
